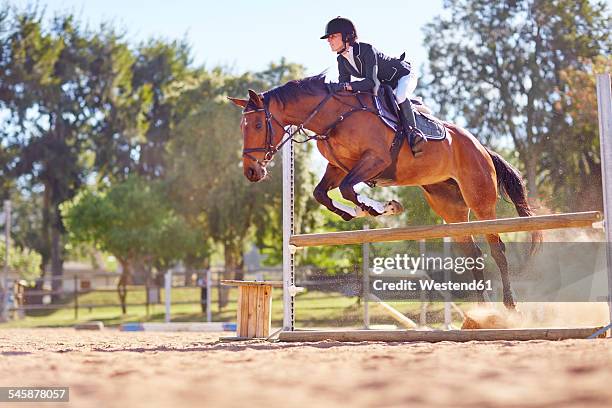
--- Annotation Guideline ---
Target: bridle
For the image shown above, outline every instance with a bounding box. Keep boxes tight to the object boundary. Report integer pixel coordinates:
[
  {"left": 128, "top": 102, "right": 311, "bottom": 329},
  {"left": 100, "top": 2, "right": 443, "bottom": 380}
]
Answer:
[
  {"left": 241, "top": 93, "right": 334, "bottom": 167},
  {"left": 241, "top": 89, "right": 382, "bottom": 167}
]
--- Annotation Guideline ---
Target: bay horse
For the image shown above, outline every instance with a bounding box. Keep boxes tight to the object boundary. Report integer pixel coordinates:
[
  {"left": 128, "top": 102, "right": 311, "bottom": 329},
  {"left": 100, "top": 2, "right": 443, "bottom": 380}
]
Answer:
[{"left": 229, "top": 74, "right": 542, "bottom": 309}]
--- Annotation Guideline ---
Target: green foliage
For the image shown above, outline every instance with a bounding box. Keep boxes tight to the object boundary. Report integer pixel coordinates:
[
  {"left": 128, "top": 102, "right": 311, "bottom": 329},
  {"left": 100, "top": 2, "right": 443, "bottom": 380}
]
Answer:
[
  {"left": 0, "top": 5, "right": 154, "bottom": 286},
  {"left": 128, "top": 38, "right": 199, "bottom": 180},
  {"left": 0, "top": 239, "right": 41, "bottom": 281},
  {"left": 423, "top": 0, "right": 610, "bottom": 208},
  {"left": 544, "top": 55, "right": 612, "bottom": 210},
  {"left": 62, "top": 177, "right": 204, "bottom": 270}
]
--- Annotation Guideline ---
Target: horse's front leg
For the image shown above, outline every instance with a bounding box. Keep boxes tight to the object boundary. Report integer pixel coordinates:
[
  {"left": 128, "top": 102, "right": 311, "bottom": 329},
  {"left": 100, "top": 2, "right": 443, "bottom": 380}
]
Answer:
[
  {"left": 314, "top": 164, "right": 362, "bottom": 221},
  {"left": 338, "top": 150, "right": 396, "bottom": 216}
]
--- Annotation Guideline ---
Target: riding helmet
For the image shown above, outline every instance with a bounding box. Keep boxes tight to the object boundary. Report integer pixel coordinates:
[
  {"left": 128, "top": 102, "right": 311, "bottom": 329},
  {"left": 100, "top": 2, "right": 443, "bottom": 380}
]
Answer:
[{"left": 320, "top": 17, "right": 357, "bottom": 43}]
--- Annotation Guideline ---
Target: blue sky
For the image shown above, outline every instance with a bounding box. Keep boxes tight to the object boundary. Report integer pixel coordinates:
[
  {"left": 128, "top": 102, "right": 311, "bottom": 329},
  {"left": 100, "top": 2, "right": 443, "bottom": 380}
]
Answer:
[{"left": 34, "top": 0, "right": 445, "bottom": 79}]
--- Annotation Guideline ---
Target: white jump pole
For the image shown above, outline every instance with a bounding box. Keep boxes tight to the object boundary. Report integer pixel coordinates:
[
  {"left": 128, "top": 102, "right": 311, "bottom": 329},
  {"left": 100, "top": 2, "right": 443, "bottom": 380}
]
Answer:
[
  {"left": 0, "top": 200, "right": 10, "bottom": 322},
  {"left": 419, "top": 240, "right": 428, "bottom": 326},
  {"left": 362, "top": 225, "right": 370, "bottom": 329},
  {"left": 443, "top": 234, "right": 452, "bottom": 329},
  {"left": 164, "top": 270, "right": 172, "bottom": 323},
  {"left": 206, "top": 269, "right": 212, "bottom": 323},
  {"left": 596, "top": 73, "right": 612, "bottom": 332},
  {"left": 282, "top": 137, "right": 295, "bottom": 331}
]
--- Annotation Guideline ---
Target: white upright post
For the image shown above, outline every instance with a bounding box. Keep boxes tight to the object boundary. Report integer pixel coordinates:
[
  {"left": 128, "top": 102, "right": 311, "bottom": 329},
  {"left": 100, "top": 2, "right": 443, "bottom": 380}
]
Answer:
[
  {"left": 1, "top": 200, "right": 10, "bottom": 322},
  {"left": 443, "top": 234, "right": 452, "bottom": 329},
  {"left": 282, "top": 140, "right": 295, "bottom": 331},
  {"left": 419, "top": 240, "right": 428, "bottom": 327},
  {"left": 206, "top": 269, "right": 212, "bottom": 323},
  {"left": 596, "top": 73, "right": 612, "bottom": 331},
  {"left": 362, "top": 225, "right": 370, "bottom": 329},
  {"left": 164, "top": 271, "right": 172, "bottom": 323}
]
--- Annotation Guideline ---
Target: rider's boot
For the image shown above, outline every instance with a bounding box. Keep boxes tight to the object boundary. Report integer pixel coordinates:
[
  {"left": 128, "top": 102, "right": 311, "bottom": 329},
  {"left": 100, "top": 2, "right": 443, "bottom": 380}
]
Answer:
[{"left": 398, "top": 99, "right": 426, "bottom": 158}]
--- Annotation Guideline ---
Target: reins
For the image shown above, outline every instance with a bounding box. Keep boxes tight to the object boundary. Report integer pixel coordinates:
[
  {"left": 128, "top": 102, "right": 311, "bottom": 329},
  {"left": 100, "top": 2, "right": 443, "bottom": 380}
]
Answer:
[{"left": 241, "top": 89, "right": 384, "bottom": 167}]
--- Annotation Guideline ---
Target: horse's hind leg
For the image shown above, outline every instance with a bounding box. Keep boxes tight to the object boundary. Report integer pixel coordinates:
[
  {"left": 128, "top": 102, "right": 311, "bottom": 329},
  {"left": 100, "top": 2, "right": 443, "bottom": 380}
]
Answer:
[
  {"left": 455, "top": 171, "right": 515, "bottom": 309},
  {"left": 477, "top": 212, "right": 514, "bottom": 309},
  {"left": 421, "top": 180, "right": 486, "bottom": 302}
]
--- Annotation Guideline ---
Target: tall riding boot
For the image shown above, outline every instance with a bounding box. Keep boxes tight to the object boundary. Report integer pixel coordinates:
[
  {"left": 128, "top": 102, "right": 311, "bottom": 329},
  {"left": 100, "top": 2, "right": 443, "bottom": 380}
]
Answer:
[{"left": 398, "top": 99, "right": 426, "bottom": 158}]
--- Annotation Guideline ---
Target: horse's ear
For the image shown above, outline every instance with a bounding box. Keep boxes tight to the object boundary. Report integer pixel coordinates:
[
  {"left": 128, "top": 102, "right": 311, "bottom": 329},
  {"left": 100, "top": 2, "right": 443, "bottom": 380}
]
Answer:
[
  {"left": 248, "top": 89, "right": 263, "bottom": 108},
  {"left": 227, "top": 96, "right": 248, "bottom": 108}
]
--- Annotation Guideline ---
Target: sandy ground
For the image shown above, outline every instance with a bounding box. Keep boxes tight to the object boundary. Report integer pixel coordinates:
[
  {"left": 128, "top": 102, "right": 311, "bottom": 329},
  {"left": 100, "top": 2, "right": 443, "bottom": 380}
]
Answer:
[{"left": 0, "top": 328, "right": 611, "bottom": 408}]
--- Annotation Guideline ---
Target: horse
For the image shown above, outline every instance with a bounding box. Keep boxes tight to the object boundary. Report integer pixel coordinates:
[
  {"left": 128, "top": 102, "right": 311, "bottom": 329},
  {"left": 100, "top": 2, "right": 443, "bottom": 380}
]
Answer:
[{"left": 229, "top": 74, "right": 542, "bottom": 310}]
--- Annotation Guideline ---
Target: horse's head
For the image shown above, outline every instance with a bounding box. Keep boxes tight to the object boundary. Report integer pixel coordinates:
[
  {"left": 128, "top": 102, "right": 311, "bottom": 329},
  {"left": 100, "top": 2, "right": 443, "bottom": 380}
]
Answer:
[{"left": 229, "top": 89, "right": 285, "bottom": 182}]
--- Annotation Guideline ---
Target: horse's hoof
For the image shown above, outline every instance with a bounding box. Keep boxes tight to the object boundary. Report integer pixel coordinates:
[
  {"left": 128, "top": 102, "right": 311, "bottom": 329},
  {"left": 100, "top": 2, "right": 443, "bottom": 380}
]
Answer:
[
  {"left": 412, "top": 149, "right": 424, "bottom": 158},
  {"left": 503, "top": 296, "right": 516, "bottom": 310},
  {"left": 339, "top": 212, "right": 354, "bottom": 221},
  {"left": 461, "top": 315, "right": 480, "bottom": 329},
  {"left": 384, "top": 200, "right": 404, "bottom": 215},
  {"left": 355, "top": 207, "right": 369, "bottom": 217},
  {"left": 461, "top": 310, "right": 509, "bottom": 330}
]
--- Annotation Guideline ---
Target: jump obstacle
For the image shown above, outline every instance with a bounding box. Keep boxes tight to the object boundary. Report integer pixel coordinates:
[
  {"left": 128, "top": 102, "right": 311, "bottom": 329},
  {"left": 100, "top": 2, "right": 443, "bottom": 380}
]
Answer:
[
  {"left": 278, "top": 74, "right": 612, "bottom": 342},
  {"left": 220, "top": 280, "right": 281, "bottom": 340}
]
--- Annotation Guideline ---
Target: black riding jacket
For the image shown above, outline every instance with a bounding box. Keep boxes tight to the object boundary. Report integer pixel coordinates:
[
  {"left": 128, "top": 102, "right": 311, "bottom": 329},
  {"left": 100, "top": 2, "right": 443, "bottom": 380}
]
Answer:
[{"left": 337, "top": 42, "right": 411, "bottom": 92}]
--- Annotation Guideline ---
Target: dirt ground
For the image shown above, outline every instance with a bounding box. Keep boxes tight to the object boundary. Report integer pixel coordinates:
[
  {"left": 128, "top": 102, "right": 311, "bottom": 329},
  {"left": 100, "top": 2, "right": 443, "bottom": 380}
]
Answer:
[{"left": 0, "top": 328, "right": 611, "bottom": 408}]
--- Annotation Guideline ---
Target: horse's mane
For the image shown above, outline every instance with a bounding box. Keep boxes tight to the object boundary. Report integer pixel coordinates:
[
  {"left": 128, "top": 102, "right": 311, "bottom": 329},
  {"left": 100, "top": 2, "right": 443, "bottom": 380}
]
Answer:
[{"left": 262, "top": 73, "right": 328, "bottom": 109}]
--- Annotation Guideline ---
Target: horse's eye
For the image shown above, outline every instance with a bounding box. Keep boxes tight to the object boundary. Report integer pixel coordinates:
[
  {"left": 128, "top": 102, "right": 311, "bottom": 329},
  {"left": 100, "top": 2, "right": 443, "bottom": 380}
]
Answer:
[{"left": 256, "top": 122, "right": 263, "bottom": 130}]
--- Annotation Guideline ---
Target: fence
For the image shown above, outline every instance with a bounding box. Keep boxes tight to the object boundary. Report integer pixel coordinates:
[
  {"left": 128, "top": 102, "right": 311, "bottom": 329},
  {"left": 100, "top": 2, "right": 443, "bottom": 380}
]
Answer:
[{"left": 6, "top": 269, "right": 277, "bottom": 321}]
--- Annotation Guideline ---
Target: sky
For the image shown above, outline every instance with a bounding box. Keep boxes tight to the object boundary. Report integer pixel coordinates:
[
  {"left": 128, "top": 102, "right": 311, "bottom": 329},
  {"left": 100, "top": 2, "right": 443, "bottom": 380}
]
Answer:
[{"left": 31, "top": 0, "right": 445, "bottom": 80}]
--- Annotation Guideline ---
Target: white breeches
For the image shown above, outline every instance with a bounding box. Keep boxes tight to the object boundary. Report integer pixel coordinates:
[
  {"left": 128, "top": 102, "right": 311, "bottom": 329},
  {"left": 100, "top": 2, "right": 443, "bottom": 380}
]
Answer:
[{"left": 393, "top": 69, "right": 419, "bottom": 104}]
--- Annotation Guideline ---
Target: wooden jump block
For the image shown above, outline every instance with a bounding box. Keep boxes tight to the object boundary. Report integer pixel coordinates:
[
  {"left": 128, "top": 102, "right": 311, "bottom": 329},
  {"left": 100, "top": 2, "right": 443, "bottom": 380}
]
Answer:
[
  {"left": 221, "top": 280, "right": 282, "bottom": 339},
  {"left": 278, "top": 327, "right": 607, "bottom": 342}
]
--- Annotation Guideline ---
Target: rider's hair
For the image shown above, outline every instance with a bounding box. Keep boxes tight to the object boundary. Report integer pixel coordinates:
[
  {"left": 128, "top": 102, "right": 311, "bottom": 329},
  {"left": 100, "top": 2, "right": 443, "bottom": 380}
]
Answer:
[{"left": 344, "top": 32, "right": 357, "bottom": 45}]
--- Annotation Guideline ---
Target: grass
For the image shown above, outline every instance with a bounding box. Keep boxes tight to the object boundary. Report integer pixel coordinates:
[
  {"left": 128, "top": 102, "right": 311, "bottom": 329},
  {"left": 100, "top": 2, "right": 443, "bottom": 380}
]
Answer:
[{"left": 2, "top": 286, "right": 464, "bottom": 329}]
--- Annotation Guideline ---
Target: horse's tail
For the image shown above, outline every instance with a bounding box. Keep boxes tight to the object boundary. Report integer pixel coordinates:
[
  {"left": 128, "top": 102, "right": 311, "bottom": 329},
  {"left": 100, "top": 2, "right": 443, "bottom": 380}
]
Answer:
[{"left": 485, "top": 147, "right": 543, "bottom": 255}]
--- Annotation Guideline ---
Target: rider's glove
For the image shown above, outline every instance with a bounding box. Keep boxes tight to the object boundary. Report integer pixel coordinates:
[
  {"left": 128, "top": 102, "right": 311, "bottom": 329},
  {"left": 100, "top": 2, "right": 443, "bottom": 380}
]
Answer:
[{"left": 328, "top": 82, "right": 349, "bottom": 93}]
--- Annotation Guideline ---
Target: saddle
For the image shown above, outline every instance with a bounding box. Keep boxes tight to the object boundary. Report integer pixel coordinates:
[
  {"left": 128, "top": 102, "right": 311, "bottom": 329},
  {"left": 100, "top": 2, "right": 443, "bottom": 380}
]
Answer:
[{"left": 374, "top": 85, "right": 447, "bottom": 140}]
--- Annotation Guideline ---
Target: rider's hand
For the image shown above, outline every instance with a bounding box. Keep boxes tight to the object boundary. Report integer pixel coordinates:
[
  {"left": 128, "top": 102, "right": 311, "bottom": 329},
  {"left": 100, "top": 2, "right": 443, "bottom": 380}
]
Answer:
[{"left": 328, "top": 82, "right": 349, "bottom": 93}]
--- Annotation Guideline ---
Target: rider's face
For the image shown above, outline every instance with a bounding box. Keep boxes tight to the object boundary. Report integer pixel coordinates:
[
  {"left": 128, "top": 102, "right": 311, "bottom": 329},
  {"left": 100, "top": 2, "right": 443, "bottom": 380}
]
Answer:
[{"left": 327, "top": 33, "right": 345, "bottom": 53}]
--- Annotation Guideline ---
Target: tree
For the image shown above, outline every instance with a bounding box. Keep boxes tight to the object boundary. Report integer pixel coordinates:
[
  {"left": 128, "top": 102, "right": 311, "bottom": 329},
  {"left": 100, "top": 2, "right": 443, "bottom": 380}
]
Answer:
[
  {"left": 129, "top": 39, "right": 199, "bottom": 180},
  {"left": 544, "top": 55, "right": 612, "bottom": 210},
  {"left": 0, "top": 239, "right": 42, "bottom": 282},
  {"left": 423, "top": 0, "right": 610, "bottom": 204},
  {"left": 62, "top": 176, "right": 203, "bottom": 313},
  {"left": 1, "top": 7, "right": 140, "bottom": 300},
  {"left": 0, "top": 236, "right": 41, "bottom": 321}
]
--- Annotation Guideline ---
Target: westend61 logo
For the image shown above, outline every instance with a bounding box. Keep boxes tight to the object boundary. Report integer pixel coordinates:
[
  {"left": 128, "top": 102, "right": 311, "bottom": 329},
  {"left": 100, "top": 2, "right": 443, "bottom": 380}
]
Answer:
[{"left": 372, "top": 253, "right": 486, "bottom": 275}]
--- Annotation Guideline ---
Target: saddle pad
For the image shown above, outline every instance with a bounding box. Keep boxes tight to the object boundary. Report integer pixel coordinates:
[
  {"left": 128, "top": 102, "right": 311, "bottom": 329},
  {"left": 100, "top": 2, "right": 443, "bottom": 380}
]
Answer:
[
  {"left": 374, "top": 86, "right": 447, "bottom": 141},
  {"left": 414, "top": 111, "right": 447, "bottom": 140}
]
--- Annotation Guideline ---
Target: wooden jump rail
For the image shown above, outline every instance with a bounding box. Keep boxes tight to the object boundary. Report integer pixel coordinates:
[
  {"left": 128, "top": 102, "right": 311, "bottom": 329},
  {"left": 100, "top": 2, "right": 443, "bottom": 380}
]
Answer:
[
  {"left": 278, "top": 327, "right": 607, "bottom": 343},
  {"left": 290, "top": 211, "right": 602, "bottom": 248}
]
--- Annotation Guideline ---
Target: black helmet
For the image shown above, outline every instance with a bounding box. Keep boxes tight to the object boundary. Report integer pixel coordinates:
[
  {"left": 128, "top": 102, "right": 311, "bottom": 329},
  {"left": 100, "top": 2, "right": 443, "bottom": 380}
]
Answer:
[{"left": 320, "top": 17, "right": 357, "bottom": 42}]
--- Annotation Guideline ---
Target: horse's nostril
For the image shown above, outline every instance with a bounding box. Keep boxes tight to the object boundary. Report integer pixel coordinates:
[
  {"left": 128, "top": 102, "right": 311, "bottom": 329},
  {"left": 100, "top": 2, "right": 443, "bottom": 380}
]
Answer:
[{"left": 247, "top": 167, "right": 255, "bottom": 178}]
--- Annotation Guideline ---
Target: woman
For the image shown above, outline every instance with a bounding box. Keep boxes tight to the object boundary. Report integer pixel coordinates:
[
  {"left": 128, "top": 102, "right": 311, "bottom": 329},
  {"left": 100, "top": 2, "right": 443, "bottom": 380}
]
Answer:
[{"left": 321, "top": 17, "right": 426, "bottom": 157}]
